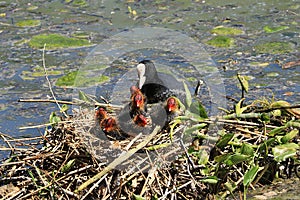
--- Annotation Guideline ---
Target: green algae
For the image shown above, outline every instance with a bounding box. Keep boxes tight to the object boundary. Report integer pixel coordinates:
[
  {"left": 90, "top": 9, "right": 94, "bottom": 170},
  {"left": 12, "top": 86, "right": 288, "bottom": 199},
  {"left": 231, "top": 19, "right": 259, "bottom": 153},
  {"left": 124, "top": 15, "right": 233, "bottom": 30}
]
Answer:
[
  {"left": 210, "top": 26, "right": 243, "bottom": 35},
  {"left": 20, "top": 66, "right": 63, "bottom": 80},
  {"left": 206, "top": 36, "right": 234, "bottom": 48},
  {"left": 16, "top": 19, "right": 41, "bottom": 27},
  {"left": 29, "top": 34, "right": 91, "bottom": 49},
  {"left": 263, "top": 25, "right": 289, "bottom": 33},
  {"left": 254, "top": 42, "right": 293, "bottom": 54},
  {"left": 72, "top": 0, "right": 88, "bottom": 7},
  {"left": 56, "top": 71, "right": 109, "bottom": 87}
]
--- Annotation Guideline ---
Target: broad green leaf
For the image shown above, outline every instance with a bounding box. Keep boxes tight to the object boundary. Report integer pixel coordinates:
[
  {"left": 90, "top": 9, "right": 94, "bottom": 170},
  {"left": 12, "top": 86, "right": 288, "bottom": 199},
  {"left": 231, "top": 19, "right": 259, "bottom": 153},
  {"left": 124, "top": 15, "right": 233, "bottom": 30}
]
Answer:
[
  {"left": 237, "top": 74, "right": 249, "bottom": 93},
  {"left": 217, "top": 133, "right": 234, "bottom": 148},
  {"left": 49, "top": 112, "right": 61, "bottom": 124},
  {"left": 78, "top": 90, "right": 90, "bottom": 102},
  {"left": 184, "top": 123, "right": 207, "bottom": 135},
  {"left": 214, "top": 153, "right": 232, "bottom": 163},
  {"left": 258, "top": 138, "right": 275, "bottom": 154},
  {"left": 243, "top": 165, "right": 261, "bottom": 187},
  {"left": 272, "top": 143, "right": 299, "bottom": 162},
  {"left": 240, "top": 143, "right": 254, "bottom": 156},
  {"left": 235, "top": 98, "right": 251, "bottom": 115},
  {"left": 183, "top": 81, "right": 192, "bottom": 108},
  {"left": 189, "top": 101, "right": 208, "bottom": 118},
  {"left": 281, "top": 129, "right": 299, "bottom": 144},
  {"left": 268, "top": 125, "right": 287, "bottom": 136},
  {"left": 224, "top": 154, "right": 250, "bottom": 166},
  {"left": 60, "top": 104, "right": 69, "bottom": 113},
  {"left": 192, "top": 150, "right": 209, "bottom": 165},
  {"left": 132, "top": 194, "right": 145, "bottom": 200}
]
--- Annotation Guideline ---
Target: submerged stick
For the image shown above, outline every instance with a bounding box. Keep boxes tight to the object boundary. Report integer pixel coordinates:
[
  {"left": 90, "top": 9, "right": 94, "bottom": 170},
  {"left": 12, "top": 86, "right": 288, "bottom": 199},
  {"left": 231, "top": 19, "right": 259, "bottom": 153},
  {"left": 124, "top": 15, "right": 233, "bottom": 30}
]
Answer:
[{"left": 76, "top": 126, "right": 161, "bottom": 193}]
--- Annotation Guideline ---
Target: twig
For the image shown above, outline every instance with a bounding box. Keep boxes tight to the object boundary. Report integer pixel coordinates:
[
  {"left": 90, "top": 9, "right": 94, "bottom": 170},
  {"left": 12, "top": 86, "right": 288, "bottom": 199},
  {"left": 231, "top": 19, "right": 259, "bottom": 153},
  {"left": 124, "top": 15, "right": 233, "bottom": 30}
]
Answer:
[
  {"left": 41, "top": 44, "right": 68, "bottom": 118},
  {"left": 76, "top": 126, "right": 161, "bottom": 192},
  {"left": 18, "top": 98, "right": 124, "bottom": 109},
  {"left": 80, "top": 174, "right": 108, "bottom": 200}
]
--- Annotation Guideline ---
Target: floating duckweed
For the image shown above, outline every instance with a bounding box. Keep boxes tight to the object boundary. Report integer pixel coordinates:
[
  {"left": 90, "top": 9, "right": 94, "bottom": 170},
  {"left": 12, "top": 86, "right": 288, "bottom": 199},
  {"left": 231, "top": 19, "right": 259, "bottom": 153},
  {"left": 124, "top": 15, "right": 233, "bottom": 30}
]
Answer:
[
  {"left": 16, "top": 19, "right": 41, "bottom": 27},
  {"left": 20, "top": 66, "right": 63, "bottom": 80},
  {"left": 264, "top": 25, "right": 289, "bottom": 33},
  {"left": 210, "top": 26, "right": 243, "bottom": 35},
  {"left": 29, "top": 34, "right": 91, "bottom": 49},
  {"left": 56, "top": 71, "right": 109, "bottom": 87},
  {"left": 206, "top": 36, "right": 234, "bottom": 48},
  {"left": 72, "top": 0, "right": 88, "bottom": 6},
  {"left": 254, "top": 42, "right": 293, "bottom": 54}
]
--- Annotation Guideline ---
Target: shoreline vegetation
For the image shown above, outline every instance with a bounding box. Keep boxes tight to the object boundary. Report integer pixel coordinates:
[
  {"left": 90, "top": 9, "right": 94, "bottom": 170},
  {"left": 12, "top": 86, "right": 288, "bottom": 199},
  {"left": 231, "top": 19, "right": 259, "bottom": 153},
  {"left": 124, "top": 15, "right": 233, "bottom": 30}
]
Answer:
[{"left": 0, "top": 48, "right": 299, "bottom": 199}]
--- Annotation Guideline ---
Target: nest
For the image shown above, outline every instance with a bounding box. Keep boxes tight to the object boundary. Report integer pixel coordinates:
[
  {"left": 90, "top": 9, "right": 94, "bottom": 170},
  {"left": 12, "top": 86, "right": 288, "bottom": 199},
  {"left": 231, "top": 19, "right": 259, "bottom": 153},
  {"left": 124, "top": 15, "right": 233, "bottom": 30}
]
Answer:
[{"left": 1, "top": 99, "right": 300, "bottom": 200}]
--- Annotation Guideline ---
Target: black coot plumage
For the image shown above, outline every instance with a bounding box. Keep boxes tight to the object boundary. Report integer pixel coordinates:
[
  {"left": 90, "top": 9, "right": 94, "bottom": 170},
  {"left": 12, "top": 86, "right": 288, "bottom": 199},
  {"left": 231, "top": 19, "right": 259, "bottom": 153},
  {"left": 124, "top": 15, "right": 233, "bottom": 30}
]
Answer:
[{"left": 136, "top": 60, "right": 174, "bottom": 104}]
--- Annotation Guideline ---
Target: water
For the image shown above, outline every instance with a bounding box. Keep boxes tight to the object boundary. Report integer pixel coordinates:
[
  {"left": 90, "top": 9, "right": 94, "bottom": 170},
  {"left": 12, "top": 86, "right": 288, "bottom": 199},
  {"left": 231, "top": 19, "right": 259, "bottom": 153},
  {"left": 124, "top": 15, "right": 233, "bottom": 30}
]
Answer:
[{"left": 0, "top": 0, "right": 299, "bottom": 156}]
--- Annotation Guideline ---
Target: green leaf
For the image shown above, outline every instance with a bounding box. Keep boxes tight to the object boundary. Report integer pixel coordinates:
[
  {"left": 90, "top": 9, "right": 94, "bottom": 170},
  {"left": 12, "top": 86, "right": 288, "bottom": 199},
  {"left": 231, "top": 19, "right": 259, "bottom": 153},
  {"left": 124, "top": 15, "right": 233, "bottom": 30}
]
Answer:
[
  {"left": 146, "top": 143, "right": 171, "bottom": 151},
  {"left": 184, "top": 123, "right": 207, "bottom": 135},
  {"left": 214, "top": 153, "right": 232, "bottom": 163},
  {"left": 237, "top": 74, "right": 249, "bottom": 93},
  {"left": 60, "top": 104, "right": 69, "bottom": 113},
  {"left": 200, "top": 176, "right": 219, "bottom": 184},
  {"left": 183, "top": 81, "right": 192, "bottom": 108},
  {"left": 191, "top": 150, "right": 209, "bottom": 165},
  {"left": 216, "top": 133, "right": 234, "bottom": 148},
  {"left": 78, "top": 90, "right": 90, "bottom": 102},
  {"left": 132, "top": 194, "right": 145, "bottom": 200},
  {"left": 240, "top": 143, "right": 254, "bottom": 156},
  {"left": 189, "top": 101, "right": 208, "bottom": 118},
  {"left": 224, "top": 154, "right": 250, "bottom": 166},
  {"left": 235, "top": 98, "right": 251, "bottom": 115},
  {"left": 258, "top": 138, "right": 275, "bottom": 153},
  {"left": 268, "top": 125, "right": 287, "bottom": 136},
  {"left": 49, "top": 112, "right": 61, "bottom": 124},
  {"left": 61, "top": 159, "right": 76, "bottom": 173},
  {"left": 281, "top": 129, "right": 299, "bottom": 144},
  {"left": 272, "top": 143, "right": 299, "bottom": 162},
  {"left": 243, "top": 165, "right": 261, "bottom": 187}
]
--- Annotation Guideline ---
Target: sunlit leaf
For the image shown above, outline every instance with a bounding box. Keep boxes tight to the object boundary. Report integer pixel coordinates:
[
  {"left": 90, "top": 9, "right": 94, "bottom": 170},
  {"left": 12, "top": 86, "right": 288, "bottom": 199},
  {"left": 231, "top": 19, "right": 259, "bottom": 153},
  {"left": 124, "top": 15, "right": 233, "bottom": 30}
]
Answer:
[
  {"left": 281, "top": 129, "right": 298, "bottom": 144},
  {"left": 200, "top": 176, "right": 219, "bottom": 184},
  {"left": 184, "top": 123, "right": 207, "bottom": 135},
  {"left": 217, "top": 133, "right": 234, "bottom": 148},
  {"left": 132, "top": 194, "right": 145, "bottom": 200},
  {"left": 272, "top": 143, "right": 299, "bottom": 162},
  {"left": 237, "top": 74, "right": 249, "bottom": 93},
  {"left": 189, "top": 101, "right": 208, "bottom": 118},
  {"left": 78, "top": 90, "right": 90, "bottom": 102},
  {"left": 224, "top": 154, "right": 250, "bottom": 166},
  {"left": 214, "top": 153, "right": 232, "bottom": 163},
  {"left": 61, "top": 159, "right": 76, "bottom": 173},
  {"left": 243, "top": 165, "right": 261, "bottom": 187},
  {"left": 49, "top": 112, "right": 61, "bottom": 124},
  {"left": 60, "top": 104, "right": 69, "bottom": 113},
  {"left": 183, "top": 81, "right": 192, "bottom": 108},
  {"left": 268, "top": 125, "right": 287, "bottom": 136},
  {"left": 240, "top": 143, "right": 254, "bottom": 156}
]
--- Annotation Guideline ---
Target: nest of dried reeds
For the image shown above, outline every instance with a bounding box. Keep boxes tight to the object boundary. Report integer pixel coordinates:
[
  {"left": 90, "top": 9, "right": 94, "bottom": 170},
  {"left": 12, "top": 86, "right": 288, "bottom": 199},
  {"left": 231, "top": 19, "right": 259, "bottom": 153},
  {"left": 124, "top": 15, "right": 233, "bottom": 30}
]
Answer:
[{"left": 1, "top": 95, "right": 300, "bottom": 200}]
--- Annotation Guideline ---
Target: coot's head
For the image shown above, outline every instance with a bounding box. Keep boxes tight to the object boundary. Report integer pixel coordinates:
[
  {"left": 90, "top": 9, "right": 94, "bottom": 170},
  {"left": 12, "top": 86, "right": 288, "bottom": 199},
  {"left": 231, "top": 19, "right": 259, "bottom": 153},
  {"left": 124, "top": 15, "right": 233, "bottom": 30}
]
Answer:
[{"left": 136, "top": 60, "right": 163, "bottom": 89}]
